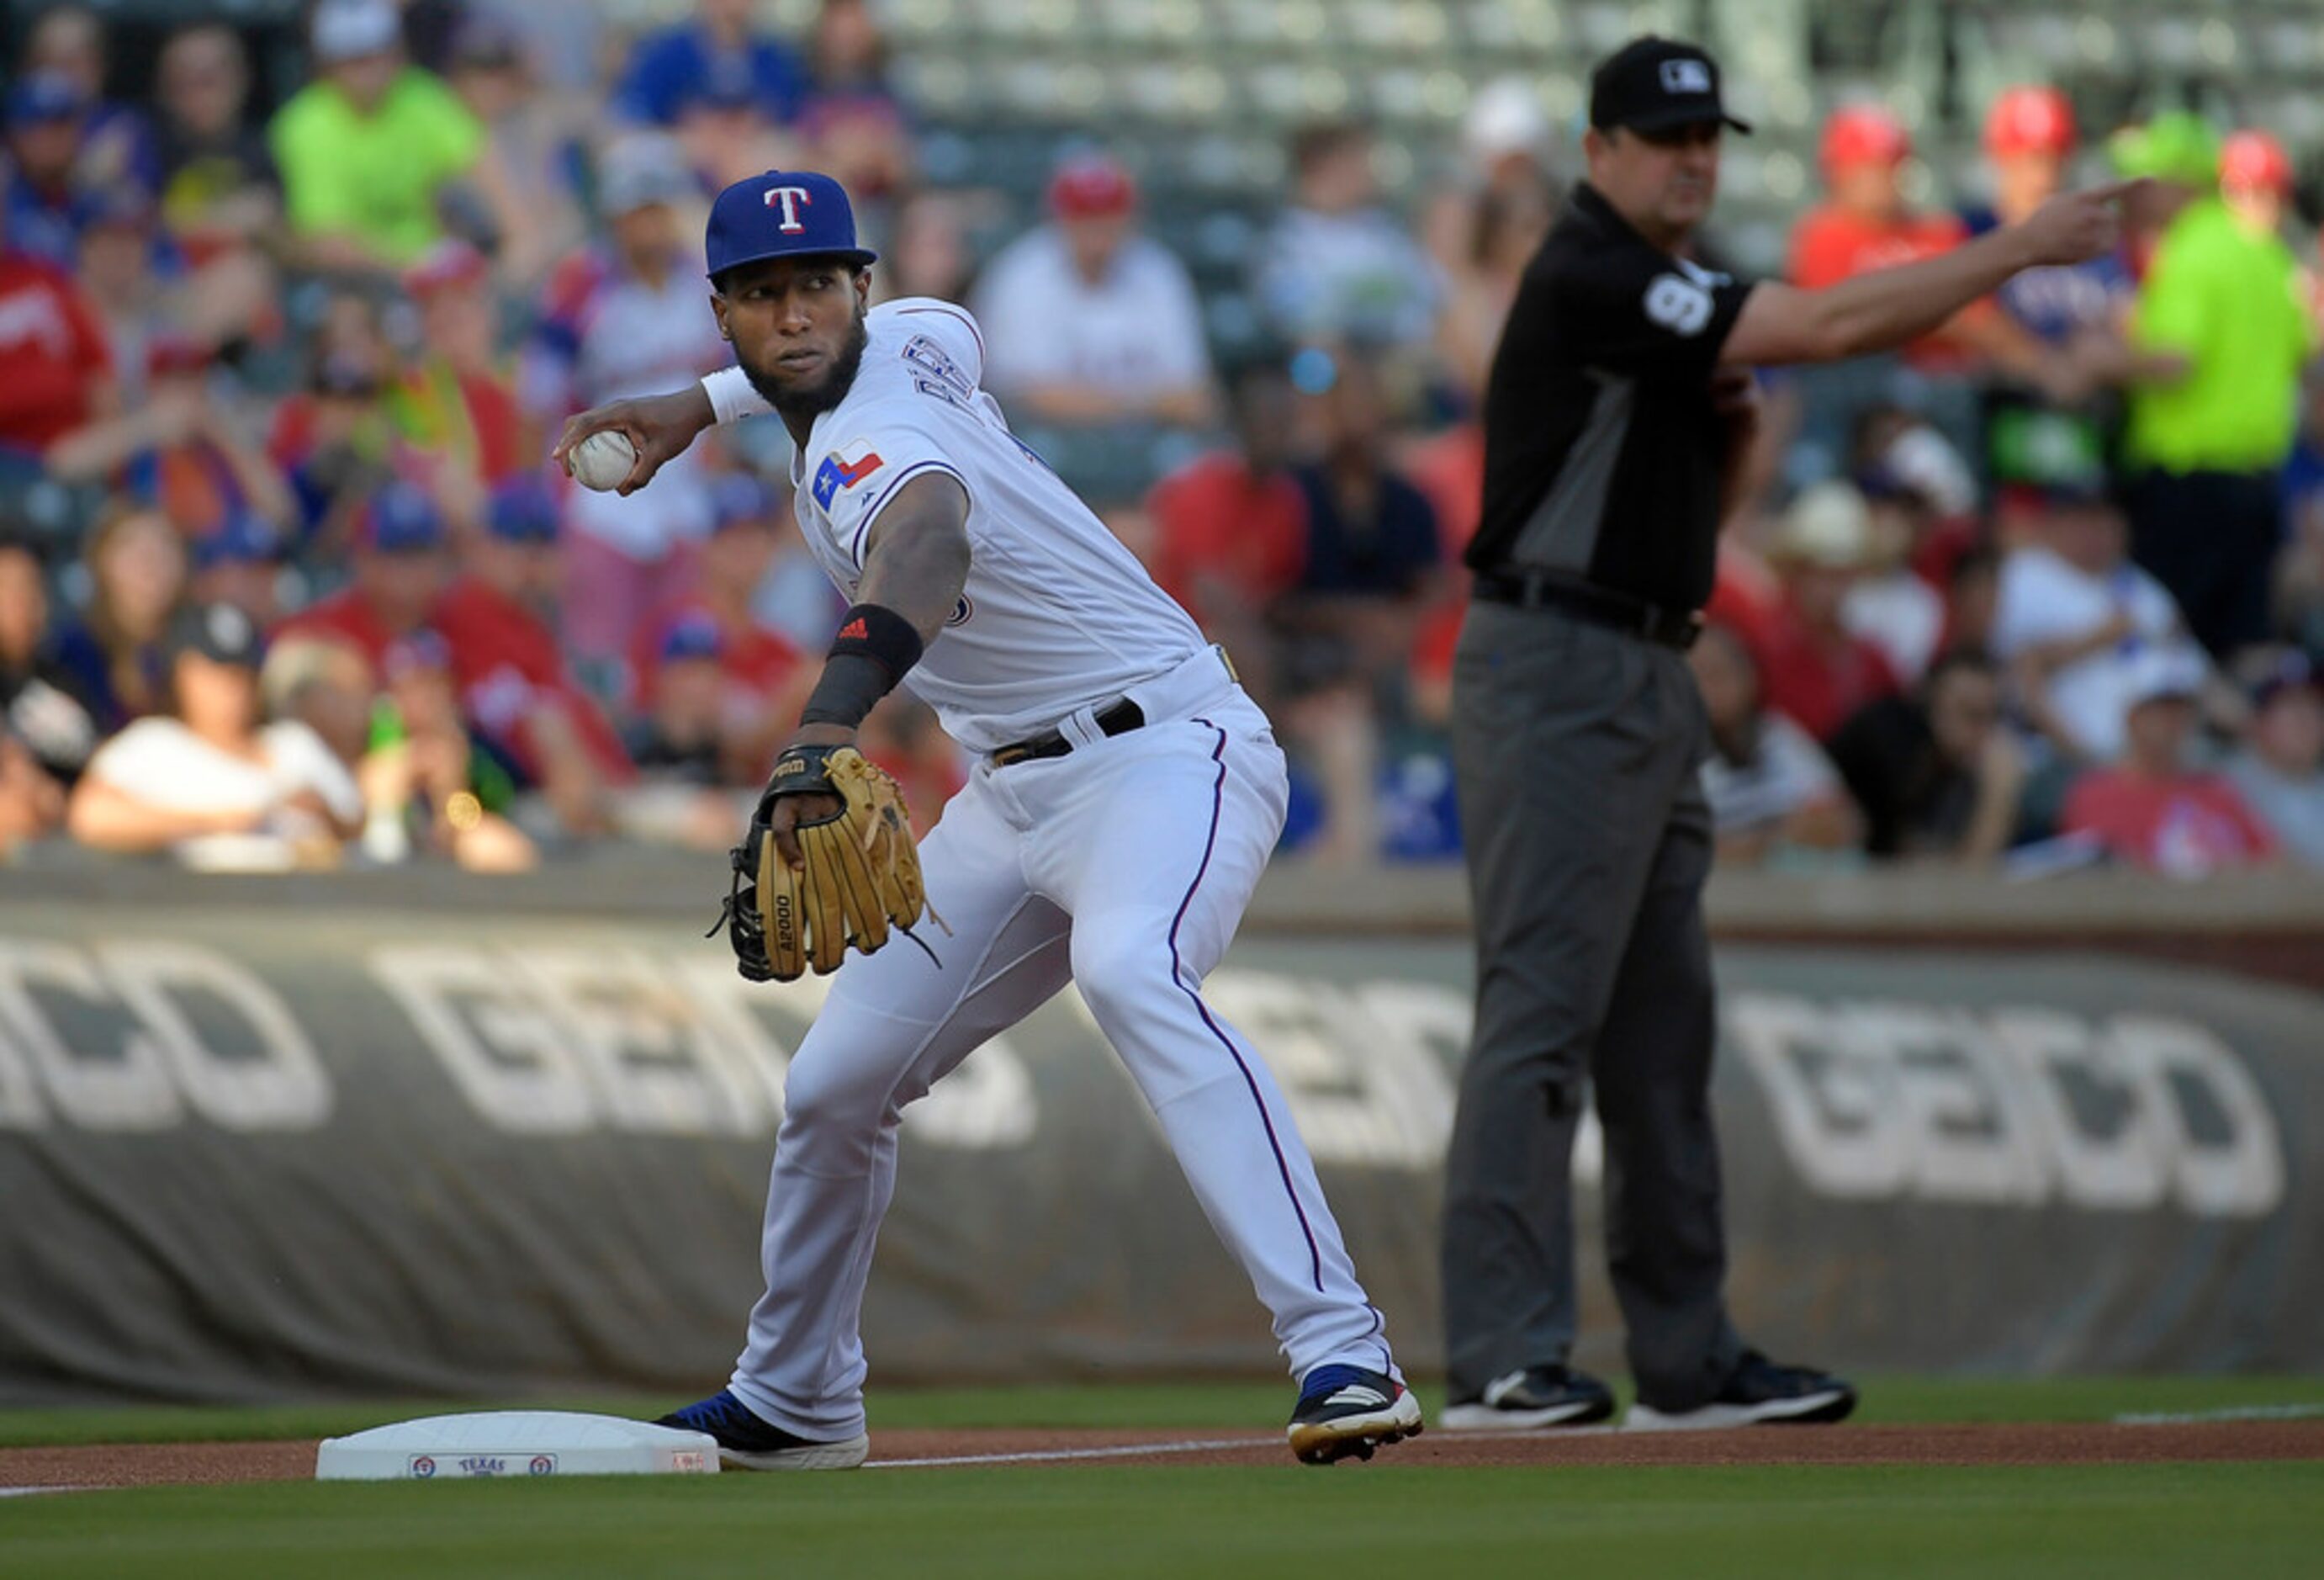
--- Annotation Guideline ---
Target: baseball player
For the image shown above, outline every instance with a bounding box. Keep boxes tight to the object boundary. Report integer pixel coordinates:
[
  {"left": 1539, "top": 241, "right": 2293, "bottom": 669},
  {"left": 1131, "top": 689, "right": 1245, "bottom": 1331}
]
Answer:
[{"left": 553, "top": 170, "right": 1417, "bottom": 1469}]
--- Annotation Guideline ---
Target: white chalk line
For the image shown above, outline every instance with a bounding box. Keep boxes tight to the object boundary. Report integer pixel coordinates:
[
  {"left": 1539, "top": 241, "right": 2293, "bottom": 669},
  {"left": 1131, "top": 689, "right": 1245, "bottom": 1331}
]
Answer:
[
  {"left": 868, "top": 1409, "right": 2324, "bottom": 1468},
  {"left": 865, "top": 1425, "right": 1591, "bottom": 1469},
  {"left": 868, "top": 1435, "right": 1272, "bottom": 1468},
  {"left": 2113, "top": 1404, "right": 2324, "bottom": 1426},
  {"left": 0, "top": 1484, "right": 92, "bottom": 1498}
]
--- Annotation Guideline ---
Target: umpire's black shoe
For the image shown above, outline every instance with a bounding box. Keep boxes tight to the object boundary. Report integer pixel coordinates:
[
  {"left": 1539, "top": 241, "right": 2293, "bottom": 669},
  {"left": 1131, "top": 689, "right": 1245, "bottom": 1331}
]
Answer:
[
  {"left": 654, "top": 1389, "right": 870, "bottom": 1470},
  {"left": 1442, "top": 1364, "right": 1617, "bottom": 1431},
  {"left": 1625, "top": 1351, "right": 1858, "bottom": 1430}
]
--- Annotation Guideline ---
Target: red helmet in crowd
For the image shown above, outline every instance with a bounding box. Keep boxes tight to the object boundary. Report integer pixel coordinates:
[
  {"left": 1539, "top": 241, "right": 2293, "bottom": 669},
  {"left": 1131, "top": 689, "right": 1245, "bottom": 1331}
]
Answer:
[
  {"left": 1819, "top": 104, "right": 1910, "bottom": 173},
  {"left": 2221, "top": 130, "right": 2294, "bottom": 196},
  {"left": 1048, "top": 154, "right": 1138, "bottom": 220},
  {"left": 1984, "top": 86, "right": 2076, "bottom": 160}
]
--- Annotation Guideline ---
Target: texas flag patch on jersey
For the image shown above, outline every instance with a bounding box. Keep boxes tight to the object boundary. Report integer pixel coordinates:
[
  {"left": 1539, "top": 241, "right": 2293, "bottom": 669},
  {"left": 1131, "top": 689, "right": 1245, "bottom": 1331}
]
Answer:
[{"left": 811, "top": 440, "right": 886, "bottom": 512}]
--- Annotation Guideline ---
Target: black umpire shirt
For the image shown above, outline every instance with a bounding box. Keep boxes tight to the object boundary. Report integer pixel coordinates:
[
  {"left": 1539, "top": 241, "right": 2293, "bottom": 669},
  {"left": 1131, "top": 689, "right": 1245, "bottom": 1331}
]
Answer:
[{"left": 1468, "top": 182, "right": 1757, "bottom": 613}]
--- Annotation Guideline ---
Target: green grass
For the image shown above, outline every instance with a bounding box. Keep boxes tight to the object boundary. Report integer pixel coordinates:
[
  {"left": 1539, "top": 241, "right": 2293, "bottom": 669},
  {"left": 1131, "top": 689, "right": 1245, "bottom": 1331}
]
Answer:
[
  {"left": 3, "top": 1372, "right": 2321, "bottom": 1450},
  {"left": 2, "top": 1464, "right": 2318, "bottom": 1580},
  {"left": 5, "top": 1376, "right": 2321, "bottom": 1579}
]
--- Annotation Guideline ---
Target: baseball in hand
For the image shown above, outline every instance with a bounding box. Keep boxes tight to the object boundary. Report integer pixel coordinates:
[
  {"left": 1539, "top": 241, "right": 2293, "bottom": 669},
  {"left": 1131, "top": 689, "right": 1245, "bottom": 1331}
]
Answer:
[{"left": 568, "top": 429, "right": 638, "bottom": 492}]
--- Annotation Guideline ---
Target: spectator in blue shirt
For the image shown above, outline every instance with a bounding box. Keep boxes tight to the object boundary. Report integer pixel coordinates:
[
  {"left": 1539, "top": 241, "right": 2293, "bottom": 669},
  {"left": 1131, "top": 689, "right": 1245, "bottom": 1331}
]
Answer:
[
  {"left": 1273, "top": 347, "right": 1443, "bottom": 863},
  {"left": 616, "top": 0, "right": 804, "bottom": 130},
  {"left": 1961, "top": 87, "right": 2134, "bottom": 501},
  {"left": 3, "top": 74, "right": 93, "bottom": 270},
  {"left": 19, "top": 4, "right": 160, "bottom": 199}
]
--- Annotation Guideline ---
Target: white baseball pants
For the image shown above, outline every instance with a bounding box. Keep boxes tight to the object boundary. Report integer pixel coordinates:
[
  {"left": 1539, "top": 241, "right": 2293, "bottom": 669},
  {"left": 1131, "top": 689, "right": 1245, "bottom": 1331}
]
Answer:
[{"left": 726, "top": 656, "right": 1397, "bottom": 1439}]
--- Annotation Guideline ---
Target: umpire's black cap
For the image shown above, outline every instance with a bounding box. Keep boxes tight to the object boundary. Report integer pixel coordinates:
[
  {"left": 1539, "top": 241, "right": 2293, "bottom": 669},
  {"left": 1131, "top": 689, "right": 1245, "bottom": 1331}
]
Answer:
[{"left": 1590, "top": 37, "right": 1753, "bottom": 135}]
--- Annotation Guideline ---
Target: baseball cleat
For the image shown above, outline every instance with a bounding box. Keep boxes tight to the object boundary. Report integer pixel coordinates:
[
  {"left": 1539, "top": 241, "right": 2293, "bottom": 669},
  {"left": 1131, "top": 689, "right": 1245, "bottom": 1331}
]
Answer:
[
  {"left": 1287, "top": 1365, "right": 1425, "bottom": 1465},
  {"left": 1624, "top": 1352, "right": 1858, "bottom": 1431},
  {"left": 1442, "top": 1364, "right": 1616, "bottom": 1431},
  {"left": 654, "top": 1389, "right": 871, "bottom": 1470}
]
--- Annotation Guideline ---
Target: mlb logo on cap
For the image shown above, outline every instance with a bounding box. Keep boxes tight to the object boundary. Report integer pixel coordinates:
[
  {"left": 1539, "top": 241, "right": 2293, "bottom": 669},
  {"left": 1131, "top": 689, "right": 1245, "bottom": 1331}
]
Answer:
[
  {"left": 1660, "top": 58, "right": 1713, "bottom": 95},
  {"left": 706, "top": 170, "right": 878, "bottom": 282},
  {"left": 1590, "top": 36, "right": 1752, "bottom": 135}
]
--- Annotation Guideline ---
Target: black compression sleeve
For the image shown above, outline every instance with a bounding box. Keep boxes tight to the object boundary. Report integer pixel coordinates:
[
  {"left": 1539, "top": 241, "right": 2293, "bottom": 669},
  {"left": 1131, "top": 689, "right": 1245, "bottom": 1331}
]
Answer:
[{"left": 798, "top": 604, "right": 925, "bottom": 728}]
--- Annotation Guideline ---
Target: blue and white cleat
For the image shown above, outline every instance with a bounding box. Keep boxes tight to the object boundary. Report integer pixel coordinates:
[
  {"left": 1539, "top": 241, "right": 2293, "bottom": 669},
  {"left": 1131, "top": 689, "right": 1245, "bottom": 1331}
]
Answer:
[
  {"left": 654, "top": 1389, "right": 870, "bottom": 1470},
  {"left": 1286, "top": 1365, "right": 1425, "bottom": 1465}
]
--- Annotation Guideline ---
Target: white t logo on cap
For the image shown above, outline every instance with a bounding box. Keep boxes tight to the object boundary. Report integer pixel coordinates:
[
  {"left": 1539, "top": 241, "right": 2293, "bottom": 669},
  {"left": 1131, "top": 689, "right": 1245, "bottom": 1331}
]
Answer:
[
  {"left": 763, "top": 185, "right": 813, "bottom": 232},
  {"left": 1660, "top": 59, "right": 1713, "bottom": 95}
]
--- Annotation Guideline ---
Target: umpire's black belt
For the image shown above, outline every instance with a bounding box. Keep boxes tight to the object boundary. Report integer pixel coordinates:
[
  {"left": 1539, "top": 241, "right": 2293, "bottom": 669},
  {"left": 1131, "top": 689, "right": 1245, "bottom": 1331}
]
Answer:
[
  {"left": 988, "top": 698, "right": 1146, "bottom": 768},
  {"left": 1473, "top": 570, "right": 1703, "bottom": 651}
]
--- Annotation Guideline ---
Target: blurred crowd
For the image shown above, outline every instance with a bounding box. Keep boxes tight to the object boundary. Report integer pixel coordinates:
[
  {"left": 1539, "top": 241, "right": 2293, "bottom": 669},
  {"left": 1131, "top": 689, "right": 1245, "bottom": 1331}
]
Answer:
[{"left": 3, "top": 0, "right": 2322, "bottom": 879}]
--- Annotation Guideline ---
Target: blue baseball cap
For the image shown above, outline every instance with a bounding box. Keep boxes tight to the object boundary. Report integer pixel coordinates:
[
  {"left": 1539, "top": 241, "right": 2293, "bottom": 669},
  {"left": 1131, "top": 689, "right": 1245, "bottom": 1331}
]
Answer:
[
  {"left": 658, "top": 611, "right": 726, "bottom": 663},
  {"left": 689, "top": 53, "right": 760, "bottom": 114},
  {"left": 8, "top": 72, "right": 88, "bottom": 128},
  {"left": 383, "top": 627, "right": 453, "bottom": 681},
  {"left": 359, "top": 481, "right": 447, "bottom": 554},
  {"left": 708, "top": 473, "right": 776, "bottom": 531},
  {"left": 705, "top": 170, "right": 876, "bottom": 282},
  {"left": 488, "top": 476, "right": 559, "bottom": 543},
  {"left": 71, "top": 185, "right": 154, "bottom": 233},
  {"left": 190, "top": 512, "right": 284, "bottom": 572}
]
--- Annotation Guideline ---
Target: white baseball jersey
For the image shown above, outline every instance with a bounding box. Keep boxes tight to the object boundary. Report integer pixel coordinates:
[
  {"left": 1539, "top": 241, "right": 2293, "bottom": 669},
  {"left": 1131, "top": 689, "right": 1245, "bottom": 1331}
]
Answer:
[{"left": 707, "top": 299, "right": 1206, "bottom": 751}]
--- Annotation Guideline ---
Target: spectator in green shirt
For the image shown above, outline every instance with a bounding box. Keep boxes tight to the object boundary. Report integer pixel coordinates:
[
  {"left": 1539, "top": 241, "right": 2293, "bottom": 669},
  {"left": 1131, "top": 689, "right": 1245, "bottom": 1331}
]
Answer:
[
  {"left": 2106, "top": 114, "right": 2319, "bottom": 660},
  {"left": 268, "top": 0, "right": 484, "bottom": 272}
]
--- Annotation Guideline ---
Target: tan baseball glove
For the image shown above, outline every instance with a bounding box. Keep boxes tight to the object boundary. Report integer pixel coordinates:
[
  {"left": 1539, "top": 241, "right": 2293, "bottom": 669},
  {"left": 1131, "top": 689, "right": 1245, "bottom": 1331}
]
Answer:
[{"left": 716, "top": 745, "right": 931, "bottom": 982}]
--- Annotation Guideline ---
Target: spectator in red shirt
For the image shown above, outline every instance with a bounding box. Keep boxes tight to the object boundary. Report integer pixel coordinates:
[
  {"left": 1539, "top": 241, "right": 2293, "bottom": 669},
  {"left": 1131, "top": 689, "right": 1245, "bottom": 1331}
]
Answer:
[
  {"left": 1789, "top": 107, "right": 1979, "bottom": 367},
  {"left": 1750, "top": 482, "right": 1903, "bottom": 742},
  {"left": 2061, "top": 648, "right": 2276, "bottom": 875},
  {"left": 0, "top": 205, "right": 114, "bottom": 460},
  {"left": 431, "top": 476, "right": 636, "bottom": 814},
  {"left": 1144, "top": 356, "right": 1307, "bottom": 703},
  {"left": 1790, "top": 107, "right": 2061, "bottom": 399},
  {"left": 391, "top": 238, "right": 531, "bottom": 531},
  {"left": 1401, "top": 418, "right": 1484, "bottom": 723},
  {"left": 631, "top": 473, "right": 808, "bottom": 764},
  {"left": 274, "top": 480, "right": 452, "bottom": 666}
]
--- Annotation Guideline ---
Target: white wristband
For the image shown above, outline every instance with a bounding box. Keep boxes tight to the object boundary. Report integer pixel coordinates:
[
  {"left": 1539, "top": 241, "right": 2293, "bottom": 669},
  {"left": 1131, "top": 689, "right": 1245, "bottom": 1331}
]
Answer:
[{"left": 701, "top": 365, "right": 773, "bottom": 427}]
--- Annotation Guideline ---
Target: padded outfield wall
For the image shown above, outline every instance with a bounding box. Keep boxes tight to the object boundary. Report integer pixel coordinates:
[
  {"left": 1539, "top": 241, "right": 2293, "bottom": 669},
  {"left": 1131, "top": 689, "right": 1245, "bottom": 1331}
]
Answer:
[{"left": 0, "top": 864, "right": 2317, "bottom": 1402}]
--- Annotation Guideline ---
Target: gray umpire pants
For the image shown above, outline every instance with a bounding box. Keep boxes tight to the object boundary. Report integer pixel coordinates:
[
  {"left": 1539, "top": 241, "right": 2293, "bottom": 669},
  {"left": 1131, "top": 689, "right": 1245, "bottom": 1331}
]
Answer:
[{"left": 1442, "top": 600, "right": 1744, "bottom": 1410}]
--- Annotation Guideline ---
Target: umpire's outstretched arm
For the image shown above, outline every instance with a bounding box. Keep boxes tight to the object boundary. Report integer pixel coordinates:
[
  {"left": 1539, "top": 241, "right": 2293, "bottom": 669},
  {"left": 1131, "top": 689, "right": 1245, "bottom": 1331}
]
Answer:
[{"left": 1723, "top": 179, "right": 2141, "bottom": 366}]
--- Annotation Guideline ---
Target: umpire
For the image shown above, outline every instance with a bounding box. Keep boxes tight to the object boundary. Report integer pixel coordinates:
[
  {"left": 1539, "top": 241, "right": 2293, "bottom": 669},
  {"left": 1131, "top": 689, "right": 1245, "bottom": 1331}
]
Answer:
[{"left": 1441, "top": 36, "right": 2132, "bottom": 1430}]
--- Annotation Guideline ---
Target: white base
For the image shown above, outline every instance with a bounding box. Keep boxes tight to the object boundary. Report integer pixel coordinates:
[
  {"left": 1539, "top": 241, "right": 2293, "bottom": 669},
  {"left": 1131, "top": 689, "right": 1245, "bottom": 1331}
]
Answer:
[{"left": 315, "top": 1411, "right": 720, "bottom": 1480}]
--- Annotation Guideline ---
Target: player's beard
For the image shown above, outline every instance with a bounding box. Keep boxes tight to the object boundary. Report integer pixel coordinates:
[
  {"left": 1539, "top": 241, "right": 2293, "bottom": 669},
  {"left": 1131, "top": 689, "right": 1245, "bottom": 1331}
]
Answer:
[{"left": 742, "top": 306, "right": 871, "bottom": 422}]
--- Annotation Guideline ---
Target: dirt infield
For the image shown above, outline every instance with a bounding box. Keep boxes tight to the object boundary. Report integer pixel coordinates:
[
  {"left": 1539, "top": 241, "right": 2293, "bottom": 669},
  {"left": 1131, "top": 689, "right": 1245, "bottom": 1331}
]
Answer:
[{"left": 3, "top": 1420, "right": 2321, "bottom": 1490}]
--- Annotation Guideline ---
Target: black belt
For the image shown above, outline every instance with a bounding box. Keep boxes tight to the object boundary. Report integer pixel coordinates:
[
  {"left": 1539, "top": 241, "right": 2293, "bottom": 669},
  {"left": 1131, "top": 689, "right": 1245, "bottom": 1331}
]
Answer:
[
  {"left": 988, "top": 698, "right": 1146, "bottom": 767},
  {"left": 1473, "top": 570, "right": 1703, "bottom": 651}
]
